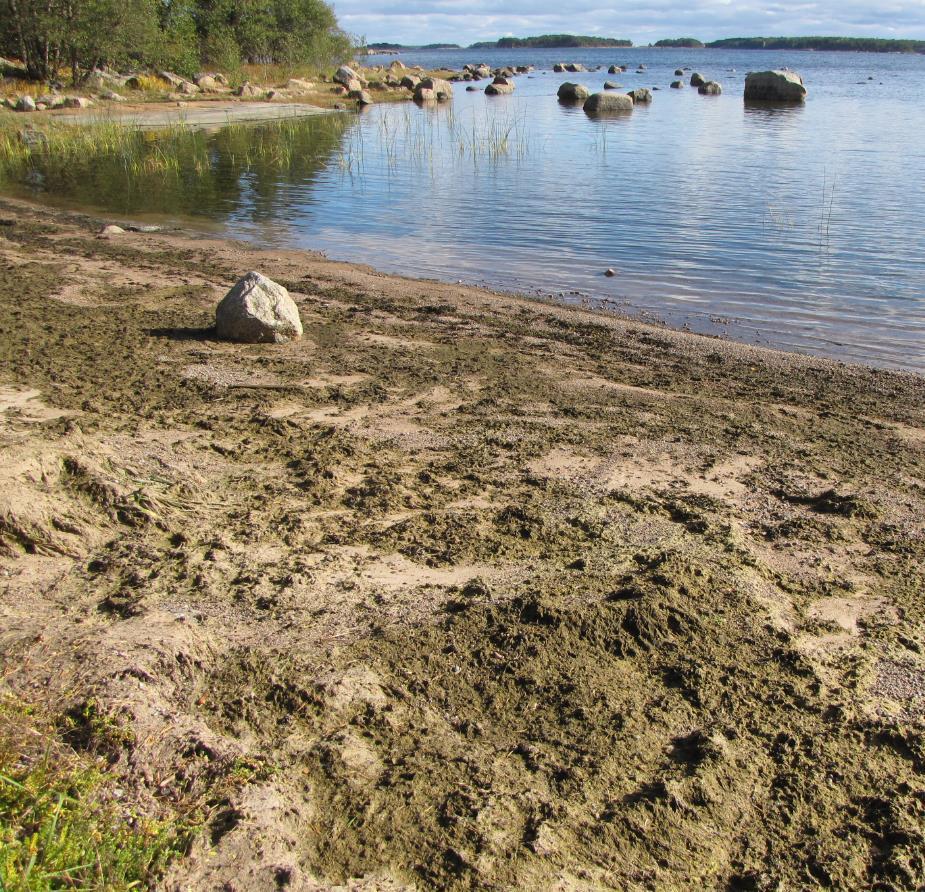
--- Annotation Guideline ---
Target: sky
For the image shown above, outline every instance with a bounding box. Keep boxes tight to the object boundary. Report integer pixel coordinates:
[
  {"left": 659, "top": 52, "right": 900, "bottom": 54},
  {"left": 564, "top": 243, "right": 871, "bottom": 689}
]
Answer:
[{"left": 331, "top": 0, "right": 925, "bottom": 46}]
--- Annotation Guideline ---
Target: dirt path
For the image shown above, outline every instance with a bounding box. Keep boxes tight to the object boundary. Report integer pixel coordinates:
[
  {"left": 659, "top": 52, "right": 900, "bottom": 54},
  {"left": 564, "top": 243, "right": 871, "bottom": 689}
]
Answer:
[{"left": 1, "top": 198, "right": 924, "bottom": 890}]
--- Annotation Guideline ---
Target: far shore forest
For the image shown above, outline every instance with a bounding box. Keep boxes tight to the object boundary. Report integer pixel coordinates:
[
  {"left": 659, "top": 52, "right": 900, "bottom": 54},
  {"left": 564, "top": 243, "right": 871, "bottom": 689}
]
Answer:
[{"left": 370, "top": 34, "right": 925, "bottom": 54}]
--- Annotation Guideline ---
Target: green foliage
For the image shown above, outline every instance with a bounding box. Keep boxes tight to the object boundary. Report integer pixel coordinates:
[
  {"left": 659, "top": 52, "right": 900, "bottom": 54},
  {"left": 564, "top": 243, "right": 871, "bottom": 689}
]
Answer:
[
  {"left": 200, "top": 25, "right": 243, "bottom": 75},
  {"left": 192, "top": 0, "right": 352, "bottom": 69},
  {"left": 0, "top": 0, "right": 352, "bottom": 85},
  {"left": 0, "top": 697, "right": 183, "bottom": 891},
  {"left": 0, "top": 0, "right": 163, "bottom": 82},
  {"left": 154, "top": 1, "right": 202, "bottom": 79}
]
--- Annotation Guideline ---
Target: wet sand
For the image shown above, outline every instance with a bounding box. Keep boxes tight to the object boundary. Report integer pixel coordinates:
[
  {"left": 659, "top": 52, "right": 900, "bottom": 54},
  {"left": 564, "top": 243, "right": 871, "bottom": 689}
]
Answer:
[{"left": 1, "top": 197, "right": 924, "bottom": 890}]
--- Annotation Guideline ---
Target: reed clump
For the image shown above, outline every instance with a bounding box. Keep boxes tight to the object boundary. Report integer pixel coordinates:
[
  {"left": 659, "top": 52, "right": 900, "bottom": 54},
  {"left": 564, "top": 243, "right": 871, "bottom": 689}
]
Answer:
[{"left": 0, "top": 115, "right": 349, "bottom": 188}]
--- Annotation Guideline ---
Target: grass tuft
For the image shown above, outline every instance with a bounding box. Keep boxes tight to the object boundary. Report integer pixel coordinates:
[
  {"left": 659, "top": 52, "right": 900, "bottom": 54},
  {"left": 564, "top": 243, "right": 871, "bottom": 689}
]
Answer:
[{"left": 0, "top": 695, "right": 185, "bottom": 891}]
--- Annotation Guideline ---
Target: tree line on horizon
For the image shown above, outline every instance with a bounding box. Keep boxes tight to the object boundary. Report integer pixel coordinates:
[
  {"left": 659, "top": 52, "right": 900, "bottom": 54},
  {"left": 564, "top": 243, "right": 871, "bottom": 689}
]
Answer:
[
  {"left": 0, "top": 0, "right": 353, "bottom": 84},
  {"left": 366, "top": 34, "right": 925, "bottom": 54}
]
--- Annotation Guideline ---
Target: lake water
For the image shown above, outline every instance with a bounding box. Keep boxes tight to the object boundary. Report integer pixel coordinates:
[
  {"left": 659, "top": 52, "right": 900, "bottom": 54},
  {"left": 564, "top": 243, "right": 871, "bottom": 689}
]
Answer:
[{"left": 6, "top": 47, "right": 925, "bottom": 372}]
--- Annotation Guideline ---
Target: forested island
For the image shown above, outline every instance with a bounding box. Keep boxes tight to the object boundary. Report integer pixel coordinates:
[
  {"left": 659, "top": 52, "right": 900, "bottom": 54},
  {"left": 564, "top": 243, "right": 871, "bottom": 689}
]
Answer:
[
  {"left": 470, "top": 35, "right": 632, "bottom": 49},
  {"left": 367, "top": 42, "right": 461, "bottom": 51},
  {"left": 654, "top": 38, "right": 705, "bottom": 48},
  {"left": 708, "top": 36, "right": 925, "bottom": 53}
]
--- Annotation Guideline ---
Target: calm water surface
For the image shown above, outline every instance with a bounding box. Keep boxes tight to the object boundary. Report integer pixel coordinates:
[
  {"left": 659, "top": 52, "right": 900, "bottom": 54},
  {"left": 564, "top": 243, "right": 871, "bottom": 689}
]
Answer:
[{"left": 7, "top": 47, "right": 925, "bottom": 372}]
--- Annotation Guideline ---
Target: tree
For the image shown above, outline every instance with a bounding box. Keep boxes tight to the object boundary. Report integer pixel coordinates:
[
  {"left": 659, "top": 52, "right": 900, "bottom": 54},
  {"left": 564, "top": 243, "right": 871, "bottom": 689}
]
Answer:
[
  {"left": 0, "top": 0, "right": 352, "bottom": 83},
  {"left": 193, "top": 0, "right": 351, "bottom": 68},
  {"left": 1, "top": 0, "right": 161, "bottom": 82}
]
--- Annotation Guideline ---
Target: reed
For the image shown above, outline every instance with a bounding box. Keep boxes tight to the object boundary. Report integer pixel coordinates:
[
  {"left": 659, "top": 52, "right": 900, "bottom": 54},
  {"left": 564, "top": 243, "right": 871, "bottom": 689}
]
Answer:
[{"left": 0, "top": 115, "right": 350, "bottom": 190}]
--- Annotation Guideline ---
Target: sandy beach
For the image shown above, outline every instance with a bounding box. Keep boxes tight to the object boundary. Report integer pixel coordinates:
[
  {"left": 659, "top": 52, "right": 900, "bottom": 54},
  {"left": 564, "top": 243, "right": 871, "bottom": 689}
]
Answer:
[{"left": 1, "top": 195, "right": 924, "bottom": 890}]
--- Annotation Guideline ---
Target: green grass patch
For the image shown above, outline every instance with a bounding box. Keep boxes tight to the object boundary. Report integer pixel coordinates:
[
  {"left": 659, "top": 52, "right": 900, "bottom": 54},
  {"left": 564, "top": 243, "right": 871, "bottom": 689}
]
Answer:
[{"left": 0, "top": 696, "right": 185, "bottom": 891}]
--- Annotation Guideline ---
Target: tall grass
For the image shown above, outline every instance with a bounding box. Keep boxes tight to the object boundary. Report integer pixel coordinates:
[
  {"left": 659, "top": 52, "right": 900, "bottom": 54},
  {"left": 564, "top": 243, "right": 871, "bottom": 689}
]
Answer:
[
  {"left": 0, "top": 115, "right": 353, "bottom": 208},
  {"left": 0, "top": 99, "right": 530, "bottom": 213},
  {"left": 334, "top": 102, "right": 530, "bottom": 177}
]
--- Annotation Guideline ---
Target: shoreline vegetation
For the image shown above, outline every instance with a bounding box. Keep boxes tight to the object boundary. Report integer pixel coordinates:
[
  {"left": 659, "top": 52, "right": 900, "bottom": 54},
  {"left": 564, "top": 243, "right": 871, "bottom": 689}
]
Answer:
[{"left": 1, "top": 197, "right": 924, "bottom": 888}]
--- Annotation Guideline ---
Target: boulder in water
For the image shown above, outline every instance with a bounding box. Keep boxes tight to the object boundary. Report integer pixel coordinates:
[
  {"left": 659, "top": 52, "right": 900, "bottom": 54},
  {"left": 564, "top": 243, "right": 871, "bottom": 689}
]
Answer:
[
  {"left": 486, "top": 78, "right": 514, "bottom": 95},
  {"left": 414, "top": 77, "right": 453, "bottom": 101},
  {"left": 744, "top": 69, "right": 807, "bottom": 102},
  {"left": 583, "top": 92, "right": 633, "bottom": 115},
  {"left": 557, "top": 82, "right": 590, "bottom": 102}
]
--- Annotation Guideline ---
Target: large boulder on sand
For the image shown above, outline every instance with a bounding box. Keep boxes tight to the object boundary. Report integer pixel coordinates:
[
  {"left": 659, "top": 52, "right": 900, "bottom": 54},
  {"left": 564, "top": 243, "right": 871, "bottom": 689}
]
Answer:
[
  {"left": 414, "top": 77, "right": 453, "bottom": 101},
  {"left": 235, "top": 83, "right": 265, "bottom": 98},
  {"left": 744, "top": 69, "right": 807, "bottom": 102},
  {"left": 215, "top": 272, "right": 303, "bottom": 343},
  {"left": 557, "top": 82, "right": 589, "bottom": 102},
  {"left": 583, "top": 92, "right": 633, "bottom": 115},
  {"left": 334, "top": 65, "right": 367, "bottom": 88}
]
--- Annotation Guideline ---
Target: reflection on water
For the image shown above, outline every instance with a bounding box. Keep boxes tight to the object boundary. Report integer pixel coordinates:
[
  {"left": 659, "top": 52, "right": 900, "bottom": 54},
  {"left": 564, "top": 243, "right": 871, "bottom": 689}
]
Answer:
[
  {"left": 3, "top": 115, "right": 353, "bottom": 219},
  {"left": 4, "top": 46, "right": 925, "bottom": 373}
]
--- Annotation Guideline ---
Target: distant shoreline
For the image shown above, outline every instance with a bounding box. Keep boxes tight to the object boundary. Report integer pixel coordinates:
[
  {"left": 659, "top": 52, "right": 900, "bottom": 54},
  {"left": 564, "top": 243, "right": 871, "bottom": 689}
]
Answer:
[{"left": 367, "top": 35, "right": 925, "bottom": 54}]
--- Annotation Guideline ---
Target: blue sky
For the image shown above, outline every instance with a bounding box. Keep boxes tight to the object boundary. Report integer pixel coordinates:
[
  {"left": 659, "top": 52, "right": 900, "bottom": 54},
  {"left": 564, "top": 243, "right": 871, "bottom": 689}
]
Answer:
[{"left": 332, "top": 0, "right": 925, "bottom": 46}]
